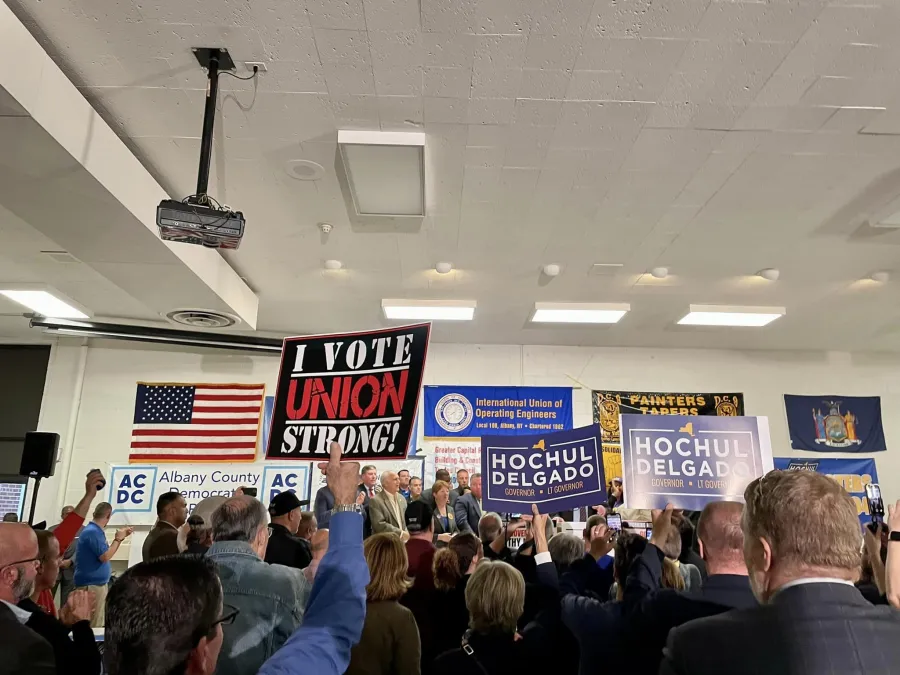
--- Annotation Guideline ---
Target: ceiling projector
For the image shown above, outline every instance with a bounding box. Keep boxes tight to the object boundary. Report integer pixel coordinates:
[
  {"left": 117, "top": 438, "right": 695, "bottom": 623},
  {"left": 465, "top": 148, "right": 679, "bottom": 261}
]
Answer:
[{"left": 157, "top": 199, "right": 245, "bottom": 249}]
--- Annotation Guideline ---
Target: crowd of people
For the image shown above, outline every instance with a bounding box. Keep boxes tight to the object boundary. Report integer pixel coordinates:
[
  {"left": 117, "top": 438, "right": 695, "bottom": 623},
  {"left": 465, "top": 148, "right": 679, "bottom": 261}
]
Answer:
[{"left": 3, "top": 445, "right": 900, "bottom": 675}]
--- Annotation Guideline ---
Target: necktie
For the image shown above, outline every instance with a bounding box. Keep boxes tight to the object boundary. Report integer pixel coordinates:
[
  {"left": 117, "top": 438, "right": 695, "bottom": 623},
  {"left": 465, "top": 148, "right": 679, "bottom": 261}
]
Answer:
[
  {"left": 369, "top": 487, "right": 374, "bottom": 498},
  {"left": 578, "top": 506, "right": 589, "bottom": 521}
]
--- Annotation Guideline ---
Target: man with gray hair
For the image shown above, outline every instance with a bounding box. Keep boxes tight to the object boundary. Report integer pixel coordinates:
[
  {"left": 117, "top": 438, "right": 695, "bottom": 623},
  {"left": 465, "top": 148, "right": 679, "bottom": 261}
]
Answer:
[
  {"left": 369, "top": 471, "right": 409, "bottom": 541},
  {"left": 661, "top": 470, "right": 900, "bottom": 675},
  {"left": 206, "top": 495, "right": 311, "bottom": 675},
  {"left": 548, "top": 533, "right": 585, "bottom": 573}
]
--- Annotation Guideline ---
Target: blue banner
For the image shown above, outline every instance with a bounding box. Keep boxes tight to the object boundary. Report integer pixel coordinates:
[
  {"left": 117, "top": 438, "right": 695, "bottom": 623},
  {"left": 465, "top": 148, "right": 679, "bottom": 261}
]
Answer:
[
  {"left": 620, "top": 414, "right": 774, "bottom": 510},
  {"left": 784, "top": 394, "right": 886, "bottom": 453},
  {"left": 424, "top": 386, "right": 573, "bottom": 437},
  {"left": 482, "top": 425, "right": 605, "bottom": 514},
  {"left": 774, "top": 457, "right": 879, "bottom": 525},
  {"left": 261, "top": 395, "right": 275, "bottom": 453}
]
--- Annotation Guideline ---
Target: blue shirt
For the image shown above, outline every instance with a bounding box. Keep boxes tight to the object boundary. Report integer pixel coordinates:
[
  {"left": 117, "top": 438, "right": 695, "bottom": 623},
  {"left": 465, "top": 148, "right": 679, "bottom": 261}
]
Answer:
[
  {"left": 399, "top": 489, "right": 411, "bottom": 501},
  {"left": 74, "top": 522, "right": 111, "bottom": 587},
  {"left": 258, "top": 511, "right": 369, "bottom": 675}
]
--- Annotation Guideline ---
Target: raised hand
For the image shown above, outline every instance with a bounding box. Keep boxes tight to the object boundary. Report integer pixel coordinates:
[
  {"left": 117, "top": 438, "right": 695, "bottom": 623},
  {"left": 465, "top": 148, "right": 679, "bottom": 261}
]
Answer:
[
  {"left": 327, "top": 441, "right": 361, "bottom": 506},
  {"left": 85, "top": 469, "right": 106, "bottom": 495},
  {"left": 650, "top": 504, "right": 675, "bottom": 550},
  {"left": 60, "top": 589, "right": 95, "bottom": 625},
  {"left": 589, "top": 522, "right": 615, "bottom": 560}
]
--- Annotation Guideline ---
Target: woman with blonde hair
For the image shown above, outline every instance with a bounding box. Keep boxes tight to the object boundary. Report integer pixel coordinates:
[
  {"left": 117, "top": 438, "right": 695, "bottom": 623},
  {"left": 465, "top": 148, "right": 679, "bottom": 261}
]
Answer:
[{"left": 347, "top": 533, "right": 421, "bottom": 675}]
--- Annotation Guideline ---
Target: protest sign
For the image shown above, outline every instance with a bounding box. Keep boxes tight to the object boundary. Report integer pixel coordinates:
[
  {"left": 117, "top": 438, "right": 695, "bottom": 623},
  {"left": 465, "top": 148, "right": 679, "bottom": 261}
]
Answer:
[
  {"left": 266, "top": 324, "right": 430, "bottom": 460},
  {"left": 107, "top": 462, "right": 311, "bottom": 526},
  {"left": 784, "top": 394, "right": 886, "bottom": 453},
  {"left": 481, "top": 425, "right": 605, "bottom": 514},
  {"left": 424, "top": 386, "right": 573, "bottom": 437},
  {"left": 774, "top": 457, "right": 879, "bottom": 525},
  {"left": 620, "top": 414, "right": 773, "bottom": 510}
]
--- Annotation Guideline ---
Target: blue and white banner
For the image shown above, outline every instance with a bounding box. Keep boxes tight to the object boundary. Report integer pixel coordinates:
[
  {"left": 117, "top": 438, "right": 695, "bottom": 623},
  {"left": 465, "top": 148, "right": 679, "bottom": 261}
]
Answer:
[
  {"left": 261, "top": 395, "right": 275, "bottom": 452},
  {"left": 107, "top": 462, "right": 311, "bottom": 526},
  {"left": 621, "top": 414, "right": 773, "bottom": 510},
  {"left": 774, "top": 457, "right": 879, "bottom": 525},
  {"left": 424, "top": 386, "right": 573, "bottom": 437},
  {"left": 784, "top": 394, "right": 886, "bottom": 453},
  {"left": 482, "top": 425, "right": 605, "bottom": 514}
]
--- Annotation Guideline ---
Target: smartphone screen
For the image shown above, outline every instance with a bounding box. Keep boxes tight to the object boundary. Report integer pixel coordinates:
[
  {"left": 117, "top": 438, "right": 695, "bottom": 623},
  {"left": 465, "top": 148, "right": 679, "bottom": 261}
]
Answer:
[
  {"left": 607, "top": 514, "right": 622, "bottom": 531},
  {"left": 242, "top": 487, "right": 258, "bottom": 498},
  {"left": 865, "top": 483, "right": 884, "bottom": 519},
  {"left": 646, "top": 528, "right": 653, "bottom": 540}
]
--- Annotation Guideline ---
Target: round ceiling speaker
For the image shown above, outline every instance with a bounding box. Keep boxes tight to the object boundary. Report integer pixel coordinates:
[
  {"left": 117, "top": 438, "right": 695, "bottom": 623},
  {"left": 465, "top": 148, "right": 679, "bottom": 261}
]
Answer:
[
  {"left": 165, "top": 309, "right": 238, "bottom": 329},
  {"left": 284, "top": 159, "right": 325, "bottom": 181}
]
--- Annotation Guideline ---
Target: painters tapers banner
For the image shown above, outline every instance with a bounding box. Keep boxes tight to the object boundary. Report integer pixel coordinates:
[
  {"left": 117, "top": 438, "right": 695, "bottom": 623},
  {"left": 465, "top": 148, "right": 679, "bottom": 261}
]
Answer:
[
  {"left": 784, "top": 394, "right": 886, "bottom": 453},
  {"left": 424, "top": 386, "right": 573, "bottom": 437},
  {"left": 620, "top": 414, "right": 773, "bottom": 510},
  {"left": 593, "top": 389, "right": 745, "bottom": 488},
  {"left": 481, "top": 424, "right": 605, "bottom": 514},
  {"left": 774, "top": 457, "right": 879, "bottom": 526},
  {"left": 266, "top": 323, "right": 430, "bottom": 461}
]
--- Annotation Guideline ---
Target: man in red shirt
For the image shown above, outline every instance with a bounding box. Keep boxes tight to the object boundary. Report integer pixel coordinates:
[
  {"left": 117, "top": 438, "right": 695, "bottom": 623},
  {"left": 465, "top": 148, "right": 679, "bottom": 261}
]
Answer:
[
  {"left": 404, "top": 500, "right": 436, "bottom": 590},
  {"left": 30, "top": 469, "right": 106, "bottom": 616}
]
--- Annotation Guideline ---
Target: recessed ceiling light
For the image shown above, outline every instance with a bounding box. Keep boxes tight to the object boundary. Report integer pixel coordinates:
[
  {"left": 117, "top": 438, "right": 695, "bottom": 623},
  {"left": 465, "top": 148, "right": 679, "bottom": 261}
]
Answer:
[
  {"left": 678, "top": 304, "right": 785, "bottom": 327},
  {"left": 435, "top": 262, "right": 452, "bottom": 274},
  {"left": 757, "top": 268, "right": 780, "bottom": 281},
  {"left": 0, "top": 289, "right": 89, "bottom": 319},
  {"left": 324, "top": 259, "right": 342, "bottom": 270},
  {"left": 284, "top": 159, "right": 325, "bottom": 181},
  {"left": 871, "top": 271, "right": 890, "bottom": 283},
  {"left": 650, "top": 266, "right": 669, "bottom": 279},
  {"left": 382, "top": 299, "right": 475, "bottom": 321},
  {"left": 542, "top": 264, "right": 561, "bottom": 277},
  {"left": 531, "top": 302, "right": 630, "bottom": 324}
]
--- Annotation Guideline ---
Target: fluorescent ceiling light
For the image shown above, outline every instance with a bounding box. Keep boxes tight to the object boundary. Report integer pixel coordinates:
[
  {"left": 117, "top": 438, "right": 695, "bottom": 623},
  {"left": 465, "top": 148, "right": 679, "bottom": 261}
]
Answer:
[
  {"left": 382, "top": 299, "right": 475, "bottom": 321},
  {"left": 0, "top": 289, "right": 89, "bottom": 319},
  {"left": 338, "top": 130, "right": 425, "bottom": 217},
  {"left": 678, "top": 304, "right": 785, "bottom": 327},
  {"left": 532, "top": 302, "right": 630, "bottom": 324}
]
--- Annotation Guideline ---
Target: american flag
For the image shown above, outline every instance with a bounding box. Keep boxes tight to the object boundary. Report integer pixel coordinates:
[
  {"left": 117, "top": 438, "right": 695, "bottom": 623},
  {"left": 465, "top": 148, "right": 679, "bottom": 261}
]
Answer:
[{"left": 129, "top": 382, "right": 265, "bottom": 462}]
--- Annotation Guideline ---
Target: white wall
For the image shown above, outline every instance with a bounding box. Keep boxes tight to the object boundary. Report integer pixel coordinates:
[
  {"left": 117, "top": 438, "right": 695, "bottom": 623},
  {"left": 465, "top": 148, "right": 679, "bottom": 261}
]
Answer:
[{"left": 32, "top": 338, "right": 900, "bottom": 524}]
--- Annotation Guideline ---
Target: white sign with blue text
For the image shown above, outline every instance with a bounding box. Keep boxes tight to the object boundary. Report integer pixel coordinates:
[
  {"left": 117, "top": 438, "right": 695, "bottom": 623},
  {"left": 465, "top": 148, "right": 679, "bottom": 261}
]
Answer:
[{"left": 107, "top": 463, "right": 311, "bottom": 526}]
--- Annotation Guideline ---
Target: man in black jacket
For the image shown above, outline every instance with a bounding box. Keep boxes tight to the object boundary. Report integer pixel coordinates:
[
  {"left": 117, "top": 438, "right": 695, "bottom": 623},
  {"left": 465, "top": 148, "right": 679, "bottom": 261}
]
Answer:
[
  {"left": 622, "top": 501, "right": 755, "bottom": 675},
  {"left": 264, "top": 492, "right": 313, "bottom": 570},
  {"left": 662, "top": 470, "right": 900, "bottom": 675}
]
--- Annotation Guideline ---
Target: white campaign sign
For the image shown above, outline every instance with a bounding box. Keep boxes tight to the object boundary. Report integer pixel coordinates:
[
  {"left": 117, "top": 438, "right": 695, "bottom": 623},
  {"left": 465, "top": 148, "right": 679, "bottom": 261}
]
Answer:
[
  {"left": 107, "top": 462, "right": 311, "bottom": 526},
  {"left": 421, "top": 438, "right": 481, "bottom": 488}
]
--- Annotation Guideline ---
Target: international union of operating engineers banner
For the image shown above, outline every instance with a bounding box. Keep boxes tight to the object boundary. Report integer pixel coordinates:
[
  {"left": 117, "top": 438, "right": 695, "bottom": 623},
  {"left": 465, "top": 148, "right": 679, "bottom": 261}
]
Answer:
[
  {"left": 266, "top": 324, "right": 430, "bottom": 461},
  {"left": 620, "top": 414, "right": 773, "bottom": 510},
  {"left": 482, "top": 425, "right": 605, "bottom": 514}
]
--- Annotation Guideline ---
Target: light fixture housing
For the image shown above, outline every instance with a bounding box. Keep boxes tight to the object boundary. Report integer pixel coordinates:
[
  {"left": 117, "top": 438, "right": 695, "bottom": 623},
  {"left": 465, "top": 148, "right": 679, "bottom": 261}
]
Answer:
[
  {"left": 678, "top": 304, "right": 785, "bottom": 327},
  {"left": 435, "top": 262, "right": 452, "bottom": 274},
  {"left": 542, "top": 263, "right": 561, "bottom": 277},
  {"left": 757, "top": 268, "right": 780, "bottom": 281},
  {"left": 0, "top": 287, "right": 89, "bottom": 319},
  {"left": 871, "top": 271, "right": 890, "bottom": 283},
  {"left": 324, "top": 259, "right": 343, "bottom": 270},
  {"left": 531, "top": 302, "right": 630, "bottom": 324},
  {"left": 650, "top": 266, "right": 669, "bottom": 279},
  {"left": 382, "top": 299, "right": 475, "bottom": 321},
  {"left": 338, "top": 130, "right": 426, "bottom": 217}
]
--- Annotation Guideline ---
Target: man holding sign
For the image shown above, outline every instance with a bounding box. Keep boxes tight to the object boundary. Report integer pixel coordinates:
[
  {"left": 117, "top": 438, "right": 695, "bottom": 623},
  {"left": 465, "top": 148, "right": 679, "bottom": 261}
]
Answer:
[{"left": 619, "top": 415, "right": 773, "bottom": 510}]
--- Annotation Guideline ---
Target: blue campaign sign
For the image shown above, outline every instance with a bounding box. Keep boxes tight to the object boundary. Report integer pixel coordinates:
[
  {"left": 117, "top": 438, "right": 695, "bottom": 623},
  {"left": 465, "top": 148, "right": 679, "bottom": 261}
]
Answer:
[
  {"left": 261, "top": 464, "right": 311, "bottom": 505},
  {"left": 109, "top": 466, "right": 158, "bottom": 514},
  {"left": 424, "top": 386, "right": 573, "bottom": 437},
  {"left": 784, "top": 394, "right": 886, "bottom": 453},
  {"left": 774, "top": 457, "right": 879, "bottom": 525},
  {"left": 621, "top": 414, "right": 774, "bottom": 510},
  {"left": 481, "top": 425, "right": 606, "bottom": 514}
]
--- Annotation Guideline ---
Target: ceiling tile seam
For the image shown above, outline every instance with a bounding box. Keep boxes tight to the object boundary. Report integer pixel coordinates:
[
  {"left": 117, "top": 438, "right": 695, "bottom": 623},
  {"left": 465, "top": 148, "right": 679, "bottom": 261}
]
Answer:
[{"left": 359, "top": 1, "right": 377, "bottom": 97}]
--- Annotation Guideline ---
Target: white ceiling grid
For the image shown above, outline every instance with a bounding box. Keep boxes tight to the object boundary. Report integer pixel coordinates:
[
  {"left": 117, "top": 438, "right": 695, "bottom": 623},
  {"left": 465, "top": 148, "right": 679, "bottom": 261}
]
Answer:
[{"left": 3, "top": 0, "right": 900, "bottom": 350}]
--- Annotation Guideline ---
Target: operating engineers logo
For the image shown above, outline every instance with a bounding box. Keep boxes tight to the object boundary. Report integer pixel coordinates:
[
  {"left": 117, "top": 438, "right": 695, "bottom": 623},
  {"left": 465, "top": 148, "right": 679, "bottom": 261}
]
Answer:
[{"left": 434, "top": 393, "right": 473, "bottom": 433}]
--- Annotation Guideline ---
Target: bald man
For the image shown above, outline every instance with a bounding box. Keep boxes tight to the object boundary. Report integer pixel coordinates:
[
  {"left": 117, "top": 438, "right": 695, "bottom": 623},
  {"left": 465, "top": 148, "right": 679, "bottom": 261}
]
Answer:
[
  {"left": 368, "top": 471, "right": 408, "bottom": 540},
  {"left": 622, "top": 502, "right": 756, "bottom": 675},
  {"left": 0, "top": 523, "right": 56, "bottom": 673}
]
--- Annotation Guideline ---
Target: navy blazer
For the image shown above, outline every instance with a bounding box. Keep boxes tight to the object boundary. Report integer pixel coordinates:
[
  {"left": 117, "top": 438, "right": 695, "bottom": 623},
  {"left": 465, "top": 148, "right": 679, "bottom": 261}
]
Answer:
[
  {"left": 662, "top": 581, "right": 900, "bottom": 675},
  {"left": 314, "top": 485, "right": 334, "bottom": 529},
  {"left": 454, "top": 492, "right": 482, "bottom": 534}
]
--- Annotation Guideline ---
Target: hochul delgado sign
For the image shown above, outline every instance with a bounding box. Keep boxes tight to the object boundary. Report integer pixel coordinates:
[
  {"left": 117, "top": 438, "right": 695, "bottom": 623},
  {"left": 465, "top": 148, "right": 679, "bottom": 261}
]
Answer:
[{"left": 266, "top": 324, "right": 430, "bottom": 461}]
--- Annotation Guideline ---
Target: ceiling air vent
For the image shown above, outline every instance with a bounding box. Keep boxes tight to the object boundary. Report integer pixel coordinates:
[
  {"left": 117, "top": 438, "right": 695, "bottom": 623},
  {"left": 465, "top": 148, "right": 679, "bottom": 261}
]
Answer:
[{"left": 165, "top": 309, "right": 238, "bottom": 329}]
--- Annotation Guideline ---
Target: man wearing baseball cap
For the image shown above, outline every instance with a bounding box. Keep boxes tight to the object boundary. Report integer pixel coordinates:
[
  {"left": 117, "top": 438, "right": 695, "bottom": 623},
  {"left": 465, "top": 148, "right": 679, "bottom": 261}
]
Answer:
[{"left": 265, "top": 492, "right": 314, "bottom": 570}]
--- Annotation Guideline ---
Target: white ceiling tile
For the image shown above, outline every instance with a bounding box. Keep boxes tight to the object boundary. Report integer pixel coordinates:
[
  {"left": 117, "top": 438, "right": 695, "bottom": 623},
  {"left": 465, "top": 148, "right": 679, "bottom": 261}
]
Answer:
[
  {"left": 467, "top": 124, "right": 508, "bottom": 146},
  {"left": 467, "top": 98, "right": 516, "bottom": 124},
  {"left": 576, "top": 35, "right": 688, "bottom": 73},
  {"left": 422, "top": 0, "right": 479, "bottom": 33},
  {"left": 753, "top": 73, "right": 819, "bottom": 107},
  {"left": 528, "top": 0, "right": 595, "bottom": 35},
  {"left": 424, "top": 67, "right": 473, "bottom": 98},
  {"left": 523, "top": 33, "right": 583, "bottom": 70},
  {"left": 513, "top": 99, "right": 562, "bottom": 126},
  {"left": 694, "top": 1, "right": 822, "bottom": 44},
  {"left": 518, "top": 69, "right": 572, "bottom": 100},
  {"left": 328, "top": 94, "right": 381, "bottom": 123},
  {"left": 422, "top": 33, "right": 477, "bottom": 68},
  {"left": 733, "top": 106, "right": 835, "bottom": 132},
  {"left": 322, "top": 62, "right": 376, "bottom": 95},
  {"left": 474, "top": 0, "right": 532, "bottom": 35},
  {"left": 362, "top": 0, "right": 421, "bottom": 31},
  {"left": 377, "top": 95, "right": 423, "bottom": 129},
  {"left": 258, "top": 25, "right": 319, "bottom": 64},
  {"left": 588, "top": 0, "right": 709, "bottom": 39},
  {"left": 471, "top": 68, "right": 523, "bottom": 98},
  {"left": 368, "top": 31, "right": 423, "bottom": 67},
  {"left": 305, "top": 0, "right": 367, "bottom": 29},
  {"left": 466, "top": 144, "right": 506, "bottom": 166},
  {"left": 249, "top": 0, "right": 311, "bottom": 29},
  {"left": 314, "top": 29, "right": 371, "bottom": 65},
  {"left": 373, "top": 65, "right": 423, "bottom": 96},
  {"left": 251, "top": 60, "right": 328, "bottom": 94},
  {"left": 800, "top": 76, "right": 894, "bottom": 109},
  {"left": 567, "top": 70, "right": 668, "bottom": 102},
  {"left": 424, "top": 97, "right": 469, "bottom": 123},
  {"left": 474, "top": 34, "right": 527, "bottom": 71},
  {"left": 504, "top": 143, "right": 549, "bottom": 168}
]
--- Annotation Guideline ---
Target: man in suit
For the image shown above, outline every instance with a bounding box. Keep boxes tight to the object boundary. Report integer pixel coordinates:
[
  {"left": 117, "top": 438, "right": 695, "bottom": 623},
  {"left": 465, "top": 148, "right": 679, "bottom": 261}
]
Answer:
[
  {"left": 422, "top": 469, "right": 458, "bottom": 509},
  {"left": 369, "top": 471, "right": 409, "bottom": 540},
  {"left": 622, "top": 501, "right": 756, "bottom": 675},
  {"left": 662, "top": 470, "right": 900, "bottom": 675},
  {"left": 455, "top": 469, "right": 470, "bottom": 497},
  {"left": 0, "top": 522, "right": 56, "bottom": 674},
  {"left": 455, "top": 473, "right": 483, "bottom": 534},
  {"left": 142, "top": 491, "right": 187, "bottom": 562}
]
